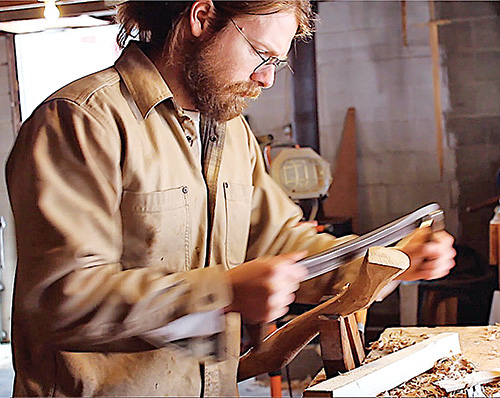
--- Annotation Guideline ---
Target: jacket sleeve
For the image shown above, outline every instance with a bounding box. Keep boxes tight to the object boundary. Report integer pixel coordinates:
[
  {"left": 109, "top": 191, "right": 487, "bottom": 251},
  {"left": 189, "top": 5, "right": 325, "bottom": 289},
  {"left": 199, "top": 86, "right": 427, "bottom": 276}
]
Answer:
[{"left": 6, "top": 99, "right": 231, "bottom": 354}]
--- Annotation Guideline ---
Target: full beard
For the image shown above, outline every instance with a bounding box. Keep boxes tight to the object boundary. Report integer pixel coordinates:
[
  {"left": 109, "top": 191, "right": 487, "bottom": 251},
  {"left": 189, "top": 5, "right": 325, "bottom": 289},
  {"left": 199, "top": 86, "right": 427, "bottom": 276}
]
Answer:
[{"left": 180, "top": 35, "right": 262, "bottom": 123}]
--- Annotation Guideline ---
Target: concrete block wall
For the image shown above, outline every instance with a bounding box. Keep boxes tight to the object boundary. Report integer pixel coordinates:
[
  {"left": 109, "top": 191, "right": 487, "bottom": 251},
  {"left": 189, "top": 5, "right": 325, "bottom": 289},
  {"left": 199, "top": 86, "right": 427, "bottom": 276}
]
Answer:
[
  {"left": 245, "top": 69, "right": 294, "bottom": 142},
  {"left": 438, "top": 1, "right": 500, "bottom": 259},
  {"left": 0, "top": 34, "right": 16, "bottom": 340},
  {"left": 316, "top": 1, "right": 458, "bottom": 235}
]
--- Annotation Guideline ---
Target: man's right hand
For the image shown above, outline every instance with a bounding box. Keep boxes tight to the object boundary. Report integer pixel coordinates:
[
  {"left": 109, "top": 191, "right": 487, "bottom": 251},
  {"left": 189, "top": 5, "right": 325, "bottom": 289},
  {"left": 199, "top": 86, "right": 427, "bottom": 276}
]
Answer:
[{"left": 225, "top": 252, "right": 308, "bottom": 324}]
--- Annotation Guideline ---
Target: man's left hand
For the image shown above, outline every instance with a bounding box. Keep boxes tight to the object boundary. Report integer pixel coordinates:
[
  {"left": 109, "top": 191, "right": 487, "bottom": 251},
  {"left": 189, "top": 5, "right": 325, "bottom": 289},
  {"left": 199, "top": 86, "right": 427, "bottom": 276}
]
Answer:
[{"left": 397, "top": 228, "right": 456, "bottom": 281}]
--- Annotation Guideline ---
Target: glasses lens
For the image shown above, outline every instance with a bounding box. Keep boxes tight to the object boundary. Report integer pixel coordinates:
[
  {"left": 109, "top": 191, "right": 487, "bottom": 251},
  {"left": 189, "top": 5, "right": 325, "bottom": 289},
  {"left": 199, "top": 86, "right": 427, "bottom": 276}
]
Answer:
[
  {"left": 255, "top": 58, "right": 290, "bottom": 73},
  {"left": 274, "top": 60, "right": 289, "bottom": 73}
]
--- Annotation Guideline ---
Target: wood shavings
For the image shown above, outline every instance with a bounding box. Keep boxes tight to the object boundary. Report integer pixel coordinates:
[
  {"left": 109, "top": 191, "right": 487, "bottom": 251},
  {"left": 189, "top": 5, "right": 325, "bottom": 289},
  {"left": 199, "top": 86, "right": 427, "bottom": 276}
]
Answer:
[
  {"left": 376, "top": 355, "right": 500, "bottom": 397},
  {"left": 366, "top": 330, "right": 429, "bottom": 363},
  {"left": 483, "top": 324, "right": 500, "bottom": 341}
]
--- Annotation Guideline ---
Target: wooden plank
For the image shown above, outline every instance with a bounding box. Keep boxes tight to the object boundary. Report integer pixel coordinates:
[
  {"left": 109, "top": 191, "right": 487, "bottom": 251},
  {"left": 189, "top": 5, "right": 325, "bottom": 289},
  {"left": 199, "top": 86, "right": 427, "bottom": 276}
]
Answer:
[
  {"left": 345, "top": 314, "right": 365, "bottom": 366},
  {"left": 303, "top": 333, "right": 461, "bottom": 397},
  {"left": 427, "top": 0, "right": 447, "bottom": 180},
  {"left": 322, "top": 107, "right": 358, "bottom": 232}
]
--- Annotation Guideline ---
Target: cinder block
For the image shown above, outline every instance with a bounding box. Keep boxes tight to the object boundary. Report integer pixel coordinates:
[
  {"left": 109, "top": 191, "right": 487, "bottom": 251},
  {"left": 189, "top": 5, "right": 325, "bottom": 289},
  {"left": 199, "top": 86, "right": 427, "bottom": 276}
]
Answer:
[
  {"left": 348, "top": 27, "right": 398, "bottom": 49},
  {"left": 356, "top": 1, "right": 400, "bottom": 31},
  {"left": 406, "top": 24, "right": 431, "bottom": 47},
  {"left": 357, "top": 121, "right": 392, "bottom": 155},
  {"left": 484, "top": 116, "right": 500, "bottom": 144},
  {"left": 386, "top": 86, "right": 411, "bottom": 122},
  {"left": 408, "top": 85, "right": 435, "bottom": 122},
  {"left": 358, "top": 184, "right": 389, "bottom": 232},
  {"left": 357, "top": 153, "right": 388, "bottom": 185},
  {"left": 473, "top": 51, "right": 500, "bottom": 82},
  {"left": 439, "top": 1, "right": 496, "bottom": 19},
  {"left": 317, "top": 2, "right": 354, "bottom": 33},
  {"left": 386, "top": 183, "right": 426, "bottom": 216},
  {"left": 444, "top": 53, "right": 475, "bottom": 85},
  {"left": 386, "top": 152, "right": 419, "bottom": 185},
  {"left": 245, "top": 97, "right": 289, "bottom": 137},
  {"left": 400, "top": 119, "right": 438, "bottom": 152},
  {"left": 407, "top": 0, "right": 432, "bottom": 25},
  {"left": 406, "top": 57, "right": 434, "bottom": 87},
  {"left": 455, "top": 145, "right": 494, "bottom": 180},
  {"left": 446, "top": 116, "right": 487, "bottom": 146},
  {"left": 347, "top": 63, "right": 380, "bottom": 98},
  {"left": 475, "top": 80, "right": 500, "bottom": 114},
  {"left": 315, "top": 31, "right": 353, "bottom": 51},
  {"left": 319, "top": 122, "right": 344, "bottom": 165},
  {"left": 440, "top": 22, "right": 474, "bottom": 54},
  {"left": 472, "top": 18, "right": 500, "bottom": 49},
  {"left": 415, "top": 151, "right": 442, "bottom": 183},
  {"left": 447, "top": 83, "right": 477, "bottom": 116}
]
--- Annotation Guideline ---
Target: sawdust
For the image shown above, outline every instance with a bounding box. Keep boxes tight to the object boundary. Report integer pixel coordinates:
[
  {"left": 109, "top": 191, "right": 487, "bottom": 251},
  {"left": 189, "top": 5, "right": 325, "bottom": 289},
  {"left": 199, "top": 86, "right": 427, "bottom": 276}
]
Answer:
[{"left": 366, "top": 326, "right": 500, "bottom": 397}]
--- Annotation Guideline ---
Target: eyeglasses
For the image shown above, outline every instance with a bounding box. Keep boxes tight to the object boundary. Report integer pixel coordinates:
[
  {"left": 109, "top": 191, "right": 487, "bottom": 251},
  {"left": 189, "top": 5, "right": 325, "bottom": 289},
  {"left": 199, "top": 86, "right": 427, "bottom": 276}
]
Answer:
[{"left": 229, "top": 18, "right": 293, "bottom": 74}]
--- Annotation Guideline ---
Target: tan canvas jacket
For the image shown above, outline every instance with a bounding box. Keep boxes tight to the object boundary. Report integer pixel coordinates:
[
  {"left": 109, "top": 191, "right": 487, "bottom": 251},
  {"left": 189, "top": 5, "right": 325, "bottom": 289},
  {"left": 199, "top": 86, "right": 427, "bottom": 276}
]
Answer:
[{"left": 6, "top": 43, "right": 339, "bottom": 397}]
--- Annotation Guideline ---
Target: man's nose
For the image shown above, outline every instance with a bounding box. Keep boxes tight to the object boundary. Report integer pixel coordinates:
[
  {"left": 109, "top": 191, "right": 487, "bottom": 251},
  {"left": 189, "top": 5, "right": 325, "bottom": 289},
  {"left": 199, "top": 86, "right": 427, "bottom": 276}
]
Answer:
[{"left": 251, "top": 67, "right": 275, "bottom": 89}]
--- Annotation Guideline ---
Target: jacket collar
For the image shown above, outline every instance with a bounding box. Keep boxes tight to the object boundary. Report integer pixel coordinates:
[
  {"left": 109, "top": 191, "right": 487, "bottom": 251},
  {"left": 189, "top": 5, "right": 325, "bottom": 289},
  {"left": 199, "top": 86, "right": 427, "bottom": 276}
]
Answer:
[{"left": 115, "top": 42, "right": 173, "bottom": 119}]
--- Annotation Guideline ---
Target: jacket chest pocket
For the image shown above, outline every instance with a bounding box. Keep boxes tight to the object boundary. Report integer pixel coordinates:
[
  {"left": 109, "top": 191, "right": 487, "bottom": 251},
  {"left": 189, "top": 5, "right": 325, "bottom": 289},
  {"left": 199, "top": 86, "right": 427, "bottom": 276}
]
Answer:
[
  {"left": 121, "top": 187, "right": 190, "bottom": 272},
  {"left": 223, "top": 182, "right": 254, "bottom": 267}
]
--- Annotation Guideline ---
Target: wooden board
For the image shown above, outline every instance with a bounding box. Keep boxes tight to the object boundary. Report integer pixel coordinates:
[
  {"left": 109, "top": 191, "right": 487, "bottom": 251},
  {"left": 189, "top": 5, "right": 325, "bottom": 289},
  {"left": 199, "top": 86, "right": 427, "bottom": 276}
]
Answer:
[
  {"left": 303, "top": 333, "right": 461, "bottom": 397},
  {"left": 323, "top": 107, "right": 358, "bottom": 231}
]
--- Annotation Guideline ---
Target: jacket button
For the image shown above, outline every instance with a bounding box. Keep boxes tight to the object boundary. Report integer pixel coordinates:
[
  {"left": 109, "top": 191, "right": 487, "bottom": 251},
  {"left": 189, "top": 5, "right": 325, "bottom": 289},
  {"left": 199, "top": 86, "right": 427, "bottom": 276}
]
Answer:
[
  {"left": 209, "top": 135, "right": 217, "bottom": 143},
  {"left": 182, "top": 186, "right": 189, "bottom": 194}
]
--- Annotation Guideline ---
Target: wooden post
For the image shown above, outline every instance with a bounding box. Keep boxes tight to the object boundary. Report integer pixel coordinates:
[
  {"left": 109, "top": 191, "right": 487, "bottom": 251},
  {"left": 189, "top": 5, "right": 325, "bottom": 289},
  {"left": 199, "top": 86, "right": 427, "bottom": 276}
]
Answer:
[{"left": 426, "top": 0, "right": 451, "bottom": 179}]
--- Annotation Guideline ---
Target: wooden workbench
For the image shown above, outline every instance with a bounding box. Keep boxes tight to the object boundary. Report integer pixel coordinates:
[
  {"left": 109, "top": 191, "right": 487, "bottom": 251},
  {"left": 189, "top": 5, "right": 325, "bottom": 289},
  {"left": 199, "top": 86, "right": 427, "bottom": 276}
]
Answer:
[
  {"left": 305, "top": 325, "right": 500, "bottom": 396},
  {"left": 368, "top": 326, "right": 500, "bottom": 370}
]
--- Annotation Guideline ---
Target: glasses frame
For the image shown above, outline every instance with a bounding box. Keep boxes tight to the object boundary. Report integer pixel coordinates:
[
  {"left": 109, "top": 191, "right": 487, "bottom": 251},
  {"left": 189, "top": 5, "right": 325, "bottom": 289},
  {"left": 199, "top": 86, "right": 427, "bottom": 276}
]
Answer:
[{"left": 229, "top": 18, "right": 294, "bottom": 74}]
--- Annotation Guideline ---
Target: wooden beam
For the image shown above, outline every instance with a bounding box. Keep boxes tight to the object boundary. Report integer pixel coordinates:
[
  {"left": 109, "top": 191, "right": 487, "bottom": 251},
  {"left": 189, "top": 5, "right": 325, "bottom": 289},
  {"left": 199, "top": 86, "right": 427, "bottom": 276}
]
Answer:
[
  {"left": 427, "top": 0, "right": 451, "bottom": 180},
  {"left": 401, "top": 0, "right": 408, "bottom": 47},
  {"left": 303, "top": 333, "right": 461, "bottom": 397}
]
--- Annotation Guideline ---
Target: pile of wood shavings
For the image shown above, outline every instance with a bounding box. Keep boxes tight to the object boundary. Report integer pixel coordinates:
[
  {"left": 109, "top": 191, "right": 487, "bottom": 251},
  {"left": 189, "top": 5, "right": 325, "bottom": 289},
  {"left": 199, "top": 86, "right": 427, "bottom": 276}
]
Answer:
[
  {"left": 483, "top": 323, "right": 500, "bottom": 340},
  {"left": 365, "top": 330, "right": 429, "bottom": 362},
  {"left": 378, "top": 354, "right": 477, "bottom": 397},
  {"left": 365, "top": 329, "right": 500, "bottom": 396}
]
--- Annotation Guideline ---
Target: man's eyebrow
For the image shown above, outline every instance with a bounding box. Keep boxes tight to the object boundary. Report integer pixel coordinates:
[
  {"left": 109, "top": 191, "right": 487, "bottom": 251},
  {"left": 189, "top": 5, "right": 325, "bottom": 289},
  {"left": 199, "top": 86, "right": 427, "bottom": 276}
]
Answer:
[{"left": 252, "top": 39, "right": 289, "bottom": 59}]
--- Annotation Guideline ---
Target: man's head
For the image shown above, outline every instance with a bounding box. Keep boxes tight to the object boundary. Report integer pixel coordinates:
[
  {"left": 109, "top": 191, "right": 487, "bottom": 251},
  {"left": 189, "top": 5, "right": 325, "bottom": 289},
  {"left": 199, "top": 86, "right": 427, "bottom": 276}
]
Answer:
[{"left": 116, "top": 1, "right": 315, "bottom": 122}]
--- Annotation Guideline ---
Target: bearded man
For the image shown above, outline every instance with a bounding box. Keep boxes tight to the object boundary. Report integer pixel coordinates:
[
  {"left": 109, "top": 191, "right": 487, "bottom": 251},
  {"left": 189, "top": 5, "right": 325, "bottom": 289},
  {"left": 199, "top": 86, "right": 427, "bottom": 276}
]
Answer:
[{"left": 6, "top": 1, "right": 456, "bottom": 396}]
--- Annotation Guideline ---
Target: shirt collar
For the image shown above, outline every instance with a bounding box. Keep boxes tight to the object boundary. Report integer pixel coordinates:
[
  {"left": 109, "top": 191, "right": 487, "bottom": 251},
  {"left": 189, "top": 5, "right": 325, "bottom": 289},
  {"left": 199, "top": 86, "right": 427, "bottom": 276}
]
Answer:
[{"left": 115, "top": 42, "right": 173, "bottom": 119}]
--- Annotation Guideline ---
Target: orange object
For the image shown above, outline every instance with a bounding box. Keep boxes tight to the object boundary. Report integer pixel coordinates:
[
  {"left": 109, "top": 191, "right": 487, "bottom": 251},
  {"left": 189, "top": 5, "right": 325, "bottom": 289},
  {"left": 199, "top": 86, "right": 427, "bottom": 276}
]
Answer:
[{"left": 268, "top": 323, "right": 282, "bottom": 397}]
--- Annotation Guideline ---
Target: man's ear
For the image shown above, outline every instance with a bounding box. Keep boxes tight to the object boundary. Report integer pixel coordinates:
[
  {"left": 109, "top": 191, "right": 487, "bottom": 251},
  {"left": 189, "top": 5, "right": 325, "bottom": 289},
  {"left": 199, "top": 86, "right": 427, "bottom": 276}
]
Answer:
[{"left": 189, "top": 0, "right": 214, "bottom": 38}]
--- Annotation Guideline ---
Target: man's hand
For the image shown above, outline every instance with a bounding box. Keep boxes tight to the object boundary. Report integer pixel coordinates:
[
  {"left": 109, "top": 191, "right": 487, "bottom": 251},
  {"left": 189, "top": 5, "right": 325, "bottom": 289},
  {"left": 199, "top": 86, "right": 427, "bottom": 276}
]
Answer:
[
  {"left": 398, "top": 227, "right": 456, "bottom": 281},
  {"left": 225, "top": 252, "right": 308, "bottom": 324}
]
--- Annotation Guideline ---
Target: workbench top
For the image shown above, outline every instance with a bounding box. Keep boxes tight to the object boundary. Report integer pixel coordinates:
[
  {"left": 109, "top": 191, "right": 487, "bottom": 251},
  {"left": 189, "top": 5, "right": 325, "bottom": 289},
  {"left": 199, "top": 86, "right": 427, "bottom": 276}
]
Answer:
[{"left": 367, "top": 325, "right": 500, "bottom": 370}]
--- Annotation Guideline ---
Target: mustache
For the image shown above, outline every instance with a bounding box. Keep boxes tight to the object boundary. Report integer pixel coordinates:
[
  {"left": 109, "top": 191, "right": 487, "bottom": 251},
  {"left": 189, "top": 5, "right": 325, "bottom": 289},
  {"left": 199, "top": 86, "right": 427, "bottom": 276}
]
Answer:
[{"left": 230, "top": 81, "right": 262, "bottom": 99}]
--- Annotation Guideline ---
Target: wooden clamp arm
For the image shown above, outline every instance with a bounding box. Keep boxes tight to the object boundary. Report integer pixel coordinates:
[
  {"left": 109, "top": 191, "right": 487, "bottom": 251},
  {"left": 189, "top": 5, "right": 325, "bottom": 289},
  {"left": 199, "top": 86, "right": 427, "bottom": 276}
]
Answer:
[{"left": 237, "top": 247, "right": 410, "bottom": 381}]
